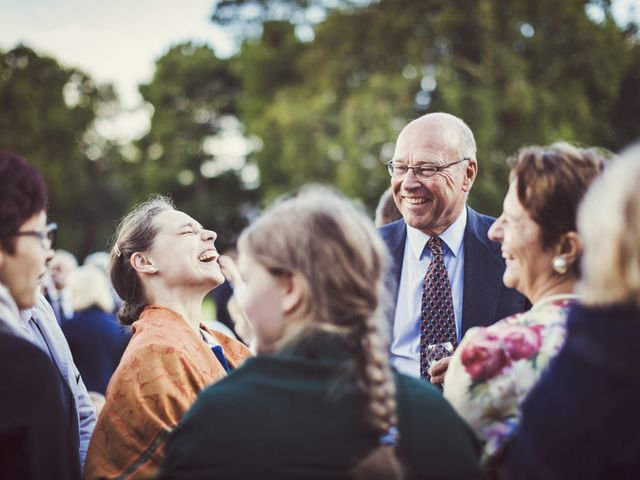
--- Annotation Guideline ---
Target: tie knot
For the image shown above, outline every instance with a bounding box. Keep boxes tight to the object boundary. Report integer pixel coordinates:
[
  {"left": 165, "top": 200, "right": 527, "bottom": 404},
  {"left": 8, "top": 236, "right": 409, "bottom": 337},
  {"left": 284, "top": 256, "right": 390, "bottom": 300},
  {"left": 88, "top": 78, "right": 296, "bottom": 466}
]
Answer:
[{"left": 427, "top": 236, "right": 443, "bottom": 256}]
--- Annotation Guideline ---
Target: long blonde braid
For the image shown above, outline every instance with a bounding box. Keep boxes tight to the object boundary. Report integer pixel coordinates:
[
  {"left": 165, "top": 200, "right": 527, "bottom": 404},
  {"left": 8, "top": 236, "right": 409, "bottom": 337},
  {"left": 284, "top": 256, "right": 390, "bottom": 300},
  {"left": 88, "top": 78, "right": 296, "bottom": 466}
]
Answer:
[{"left": 239, "top": 186, "right": 404, "bottom": 479}]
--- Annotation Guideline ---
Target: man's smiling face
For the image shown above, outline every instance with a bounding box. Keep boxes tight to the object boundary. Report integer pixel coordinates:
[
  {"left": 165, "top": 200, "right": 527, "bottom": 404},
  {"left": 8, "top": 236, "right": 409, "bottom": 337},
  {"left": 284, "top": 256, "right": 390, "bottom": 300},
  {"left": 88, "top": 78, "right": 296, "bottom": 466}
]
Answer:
[{"left": 391, "top": 116, "right": 477, "bottom": 236}]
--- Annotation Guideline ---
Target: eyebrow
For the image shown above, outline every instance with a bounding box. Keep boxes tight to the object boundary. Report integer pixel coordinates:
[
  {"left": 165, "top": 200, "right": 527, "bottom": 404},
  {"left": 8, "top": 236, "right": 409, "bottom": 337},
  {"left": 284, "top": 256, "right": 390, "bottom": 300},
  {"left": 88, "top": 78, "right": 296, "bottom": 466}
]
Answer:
[{"left": 178, "top": 222, "right": 203, "bottom": 230}]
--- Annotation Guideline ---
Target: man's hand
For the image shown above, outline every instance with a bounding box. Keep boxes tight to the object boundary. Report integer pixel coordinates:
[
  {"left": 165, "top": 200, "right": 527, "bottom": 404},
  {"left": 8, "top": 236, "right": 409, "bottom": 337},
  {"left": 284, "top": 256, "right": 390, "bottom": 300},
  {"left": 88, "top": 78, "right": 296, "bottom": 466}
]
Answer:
[{"left": 428, "top": 356, "right": 451, "bottom": 384}]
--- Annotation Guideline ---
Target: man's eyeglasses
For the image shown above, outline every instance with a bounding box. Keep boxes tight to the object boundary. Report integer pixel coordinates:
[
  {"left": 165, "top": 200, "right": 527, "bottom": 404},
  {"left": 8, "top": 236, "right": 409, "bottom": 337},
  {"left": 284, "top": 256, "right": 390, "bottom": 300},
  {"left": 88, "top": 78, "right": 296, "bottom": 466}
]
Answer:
[
  {"left": 12, "top": 223, "right": 58, "bottom": 250},
  {"left": 386, "top": 158, "right": 470, "bottom": 179}
]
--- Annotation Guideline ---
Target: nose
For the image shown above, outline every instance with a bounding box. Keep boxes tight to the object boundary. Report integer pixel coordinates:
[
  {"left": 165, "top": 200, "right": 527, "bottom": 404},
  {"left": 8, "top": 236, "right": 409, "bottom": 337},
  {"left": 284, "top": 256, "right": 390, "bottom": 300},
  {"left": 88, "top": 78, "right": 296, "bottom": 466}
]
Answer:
[
  {"left": 202, "top": 229, "right": 217, "bottom": 242},
  {"left": 401, "top": 166, "right": 422, "bottom": 189},
  {"left": 45, "top": 247, "right": 55, "bottom": 264},
  {"left": 488, "top": 215, "right": 504, "bottom": 243}
]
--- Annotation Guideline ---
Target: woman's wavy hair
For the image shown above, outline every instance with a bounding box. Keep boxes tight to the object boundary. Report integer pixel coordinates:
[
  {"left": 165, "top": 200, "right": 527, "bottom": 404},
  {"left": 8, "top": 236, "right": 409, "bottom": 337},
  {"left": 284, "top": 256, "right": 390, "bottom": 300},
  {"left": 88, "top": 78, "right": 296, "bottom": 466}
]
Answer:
[
  {"left": 508, "top": 142, "right": 608, "bottom": 276},
  {"left": 238, "top": 186, "right": 404, "bottom": 480},
  {"left": 109, "top": 196, "right": 174, "bottom": 325}
]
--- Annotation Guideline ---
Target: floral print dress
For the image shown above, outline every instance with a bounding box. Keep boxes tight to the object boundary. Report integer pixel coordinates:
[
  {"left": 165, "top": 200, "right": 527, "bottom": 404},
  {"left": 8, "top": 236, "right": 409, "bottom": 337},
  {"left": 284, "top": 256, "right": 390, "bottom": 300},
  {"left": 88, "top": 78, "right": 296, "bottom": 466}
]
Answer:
[{"left": 444, "top": 294, "right": 578, "bottom": 465}]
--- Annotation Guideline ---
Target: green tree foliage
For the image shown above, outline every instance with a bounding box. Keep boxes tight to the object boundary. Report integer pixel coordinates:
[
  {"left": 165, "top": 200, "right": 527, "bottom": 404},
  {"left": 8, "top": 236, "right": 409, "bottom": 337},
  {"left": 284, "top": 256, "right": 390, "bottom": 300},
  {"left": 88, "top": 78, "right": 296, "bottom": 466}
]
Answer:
[
  {"left": 0, "top": 45, "right": 126, "bottom": 256},
  {"left": 134, "top": 42, "right": 259, "bottom": 250},
  {"left": 217, "top": 0, "right": 639, "bottom": 216},
  {"left": 3, "top": 1, "right": 638, "bottom": 258}
]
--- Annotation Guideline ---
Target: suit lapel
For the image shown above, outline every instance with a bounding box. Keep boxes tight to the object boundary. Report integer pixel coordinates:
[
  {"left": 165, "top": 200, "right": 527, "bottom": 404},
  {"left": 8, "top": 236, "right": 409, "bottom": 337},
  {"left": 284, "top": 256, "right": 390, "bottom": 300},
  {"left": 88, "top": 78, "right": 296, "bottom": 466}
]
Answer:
[
  {"left": 380, "top": 220, "right": 407, "bottom": 307},
  {"left": 33, "top": 297, "right": 72, "bottom": 390},
  {"left": 462, "top": 208, "right": 505, "bottom": 333}
]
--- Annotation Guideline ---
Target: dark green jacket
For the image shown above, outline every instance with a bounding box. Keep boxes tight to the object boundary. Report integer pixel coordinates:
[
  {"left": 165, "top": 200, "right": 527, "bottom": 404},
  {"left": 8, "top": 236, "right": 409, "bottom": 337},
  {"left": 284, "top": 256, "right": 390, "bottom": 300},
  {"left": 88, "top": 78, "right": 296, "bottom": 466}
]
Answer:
[{"left": 160, "top": 333, "right": 483, "bottom": 480}]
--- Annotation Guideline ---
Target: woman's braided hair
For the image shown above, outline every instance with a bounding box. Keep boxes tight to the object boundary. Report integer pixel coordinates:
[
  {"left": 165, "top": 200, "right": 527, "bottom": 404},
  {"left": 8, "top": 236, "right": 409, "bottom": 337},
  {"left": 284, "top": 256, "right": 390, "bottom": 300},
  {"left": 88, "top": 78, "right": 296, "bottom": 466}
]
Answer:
[{"left": 238, "top": 186, "right": 404, "bottom": 479}]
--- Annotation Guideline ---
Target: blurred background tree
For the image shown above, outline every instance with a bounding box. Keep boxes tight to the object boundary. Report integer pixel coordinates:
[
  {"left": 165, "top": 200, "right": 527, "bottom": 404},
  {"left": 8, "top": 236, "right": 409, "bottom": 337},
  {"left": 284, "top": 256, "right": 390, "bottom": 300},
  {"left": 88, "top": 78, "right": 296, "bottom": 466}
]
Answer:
[
  {"left": 215, "top": 0, "right": 639, "bottom": 213},
  {"left": 0, "top": 45, "right": 127, "bottom": 255},
  {"left": 1, "top": 0, "right": 638, "bottom": 258},
  {"left": 132, "top": 42, "right": 260, "bottom": 251}
]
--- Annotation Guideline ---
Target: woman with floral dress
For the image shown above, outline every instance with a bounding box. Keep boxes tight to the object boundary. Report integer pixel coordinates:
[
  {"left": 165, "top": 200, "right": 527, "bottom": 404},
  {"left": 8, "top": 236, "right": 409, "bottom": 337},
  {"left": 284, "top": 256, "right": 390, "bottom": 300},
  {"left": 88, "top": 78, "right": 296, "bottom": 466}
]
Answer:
[{"left": 443, "top": 143, "right": 607, "bottom": 475}]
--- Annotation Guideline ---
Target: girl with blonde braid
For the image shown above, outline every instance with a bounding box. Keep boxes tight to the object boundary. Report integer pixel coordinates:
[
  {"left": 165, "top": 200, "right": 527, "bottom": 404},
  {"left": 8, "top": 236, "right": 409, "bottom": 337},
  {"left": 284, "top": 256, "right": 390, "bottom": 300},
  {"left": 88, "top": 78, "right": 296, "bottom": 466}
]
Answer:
[{"left": 160, "top": 187, "right": 482, "bottom": 480}]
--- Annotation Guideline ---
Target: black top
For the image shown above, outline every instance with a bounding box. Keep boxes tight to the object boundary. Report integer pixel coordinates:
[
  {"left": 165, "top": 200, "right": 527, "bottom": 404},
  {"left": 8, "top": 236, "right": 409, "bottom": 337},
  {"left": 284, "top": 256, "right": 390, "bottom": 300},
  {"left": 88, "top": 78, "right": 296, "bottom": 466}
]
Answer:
[
  {"left": 0, "top": 331, "right": 81, "bottom": 479},
  {"left": 62, "top": 306, "right": 130, "bottom": 394},
  {"left": 160, "top": 332, "right": 483, "bottom": 480},
  {"left": 505, "top": 303, "right": 640, "bottom": 480}
]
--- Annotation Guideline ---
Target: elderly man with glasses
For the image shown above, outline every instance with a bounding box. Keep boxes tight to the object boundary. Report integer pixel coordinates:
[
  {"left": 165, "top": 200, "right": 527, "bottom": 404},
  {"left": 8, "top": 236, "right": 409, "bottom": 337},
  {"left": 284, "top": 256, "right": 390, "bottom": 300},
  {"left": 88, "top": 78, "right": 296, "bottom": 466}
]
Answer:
[{"left": 379, "top": 112, "right": 527, "bottom": 387}]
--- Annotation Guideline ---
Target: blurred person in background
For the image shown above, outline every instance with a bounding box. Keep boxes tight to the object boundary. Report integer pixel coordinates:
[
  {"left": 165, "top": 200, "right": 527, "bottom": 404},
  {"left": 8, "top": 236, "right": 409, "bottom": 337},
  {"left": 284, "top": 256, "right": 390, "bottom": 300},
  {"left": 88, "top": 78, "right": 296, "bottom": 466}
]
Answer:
[
  {"left": 504, "top": 143, "right": 640, "bottom": 480},
  {"left": 216, "top": 254, "right": 256, "bottom": 349},
  {"left": 160, "top": 188, "right": 483, "bottom": 480},
  {"left": 43, "top": 248, "right": 78, "bottom": 324},
  {"left": 443, "top": 143, "right": 606, "bottom": 475},
  {"left": 83, "top": 251, "right": 110, "bottom": 275},
  {"left": 0, "top": 150, "right": 82, "bottom": 479},
  {"left": 84, "top": 196, "right": 251, "bottom": 479},
  {"left": 62, "top": 265, "right": 130, "bottom": 396},
  {"left": 84, "top": 251, "right": 123, "bottom": 310},
  {"left": 374, "top": 187, "right": 403, "bottom": 227}
]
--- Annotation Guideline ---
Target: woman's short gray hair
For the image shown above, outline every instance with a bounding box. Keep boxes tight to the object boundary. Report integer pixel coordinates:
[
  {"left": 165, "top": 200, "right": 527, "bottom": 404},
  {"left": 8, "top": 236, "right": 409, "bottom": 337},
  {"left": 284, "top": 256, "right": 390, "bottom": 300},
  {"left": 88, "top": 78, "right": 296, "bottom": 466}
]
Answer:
[{"left": 578, "top": 142, "right": 640, "bottom": 307}]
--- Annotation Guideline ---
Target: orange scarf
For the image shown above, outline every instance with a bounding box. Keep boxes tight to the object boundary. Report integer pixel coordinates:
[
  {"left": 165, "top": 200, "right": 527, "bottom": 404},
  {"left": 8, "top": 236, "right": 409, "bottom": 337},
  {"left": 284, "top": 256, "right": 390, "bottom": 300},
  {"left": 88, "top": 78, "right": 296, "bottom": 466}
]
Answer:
[{"left": 83, "top": 306, "right": 251, "bottom": 479}]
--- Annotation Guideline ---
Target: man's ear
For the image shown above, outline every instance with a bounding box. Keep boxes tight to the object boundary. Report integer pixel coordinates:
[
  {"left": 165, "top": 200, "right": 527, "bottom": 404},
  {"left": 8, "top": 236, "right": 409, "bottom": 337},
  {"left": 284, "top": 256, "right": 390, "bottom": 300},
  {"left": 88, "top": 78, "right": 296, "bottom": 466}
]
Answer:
[
  {"left": 130, "top": 252, "right": 158, "bottom": 275},
  {"left": 280, "top": 272, "right": 304, "bottom": 316},
  {"left": 462, "top": 160, "right": 478, "bottom": 193}
]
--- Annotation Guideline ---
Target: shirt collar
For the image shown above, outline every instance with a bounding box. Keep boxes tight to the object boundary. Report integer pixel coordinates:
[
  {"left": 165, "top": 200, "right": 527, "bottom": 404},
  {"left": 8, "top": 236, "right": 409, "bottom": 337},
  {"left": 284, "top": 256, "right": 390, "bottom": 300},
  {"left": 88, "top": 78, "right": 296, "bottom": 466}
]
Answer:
[
  {"left": 200, "top": 327, "right": 222, "bottom": 348},
  {"left": 406, "top": 206, "right": 467, "bottom": 260},
  {"left": 19, "top": 306, "right": 35, "bottom": 325}
]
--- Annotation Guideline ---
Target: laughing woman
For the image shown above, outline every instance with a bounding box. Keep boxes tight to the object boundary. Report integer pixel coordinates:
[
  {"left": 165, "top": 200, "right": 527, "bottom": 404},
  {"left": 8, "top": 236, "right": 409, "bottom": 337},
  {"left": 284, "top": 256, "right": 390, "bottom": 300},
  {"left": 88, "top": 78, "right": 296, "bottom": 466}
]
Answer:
[
  {"left": 443, "top": 143, "right": 606, "bottom": 475},
  {"left": 83, "top": 197, "right": 251, "bottom": 480}
]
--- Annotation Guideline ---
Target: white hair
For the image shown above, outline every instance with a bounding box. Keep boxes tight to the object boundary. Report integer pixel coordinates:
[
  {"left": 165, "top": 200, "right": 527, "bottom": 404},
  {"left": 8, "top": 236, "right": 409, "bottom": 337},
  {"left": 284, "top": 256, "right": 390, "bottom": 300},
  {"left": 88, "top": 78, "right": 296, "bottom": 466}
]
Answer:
[
  {"left": 68, "top": 265, "right": 115, "bottom": 313},
  {"left": 578, "top": 142, "right": 640, "bottom": 307}
]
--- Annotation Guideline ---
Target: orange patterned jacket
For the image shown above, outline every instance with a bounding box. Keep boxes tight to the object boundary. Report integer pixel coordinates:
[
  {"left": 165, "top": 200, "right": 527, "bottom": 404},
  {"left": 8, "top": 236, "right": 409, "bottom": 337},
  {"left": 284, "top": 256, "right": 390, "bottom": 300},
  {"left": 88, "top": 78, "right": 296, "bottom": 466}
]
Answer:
[{"left": 83, "top": 306, "right": 251, "bottom": 479}]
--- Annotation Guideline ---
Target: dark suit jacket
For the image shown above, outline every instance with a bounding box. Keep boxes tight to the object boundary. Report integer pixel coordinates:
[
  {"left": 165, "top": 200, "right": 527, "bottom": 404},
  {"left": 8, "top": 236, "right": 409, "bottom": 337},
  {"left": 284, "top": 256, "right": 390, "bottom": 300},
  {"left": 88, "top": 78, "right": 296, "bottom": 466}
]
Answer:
[
  {"left": 62, "top": 306, "right": 131, "bottom": 395},
  {"left": 379, "top": 206, "right": 527, "bottom": 337},
  {"left": 504, "top": 304, "right": 640, "bottom": 480},
  {"left": 160, "top": 333, "right": 484, "bottom": 480},
  {"left": 0, "top": 331, "right": 81, "bottom": 480}
]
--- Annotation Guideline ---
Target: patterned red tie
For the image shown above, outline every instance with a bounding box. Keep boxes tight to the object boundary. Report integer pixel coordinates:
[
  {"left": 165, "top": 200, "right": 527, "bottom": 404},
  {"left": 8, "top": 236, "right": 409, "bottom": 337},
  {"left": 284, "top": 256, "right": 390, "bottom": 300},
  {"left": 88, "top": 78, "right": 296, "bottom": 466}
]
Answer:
[{"left": 419, "top": 235, "right": 457, "bottom": 378}]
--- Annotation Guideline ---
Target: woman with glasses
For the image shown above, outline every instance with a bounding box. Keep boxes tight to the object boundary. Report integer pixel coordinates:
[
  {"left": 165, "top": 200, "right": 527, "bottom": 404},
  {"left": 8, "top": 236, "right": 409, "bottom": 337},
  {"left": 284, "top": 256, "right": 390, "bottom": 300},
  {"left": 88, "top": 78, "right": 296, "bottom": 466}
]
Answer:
[{"left": 0, "top": 150, "right": 81, "bottom": 479}]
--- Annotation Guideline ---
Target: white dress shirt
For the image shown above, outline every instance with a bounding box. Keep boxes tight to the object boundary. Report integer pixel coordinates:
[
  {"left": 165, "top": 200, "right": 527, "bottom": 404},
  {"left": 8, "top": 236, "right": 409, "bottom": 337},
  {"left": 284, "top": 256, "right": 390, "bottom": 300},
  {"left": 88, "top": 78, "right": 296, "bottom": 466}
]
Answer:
[{"left": 390, "top": 207, "right": 467, "bottom": 378}]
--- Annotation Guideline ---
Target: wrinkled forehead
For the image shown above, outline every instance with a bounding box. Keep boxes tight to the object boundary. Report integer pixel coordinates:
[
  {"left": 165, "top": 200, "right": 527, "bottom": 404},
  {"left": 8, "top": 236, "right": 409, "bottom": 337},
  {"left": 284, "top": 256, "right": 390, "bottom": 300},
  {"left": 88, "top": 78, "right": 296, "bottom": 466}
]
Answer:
[{"left": 393, "top": 120, "right": 460, "bottom": 165}]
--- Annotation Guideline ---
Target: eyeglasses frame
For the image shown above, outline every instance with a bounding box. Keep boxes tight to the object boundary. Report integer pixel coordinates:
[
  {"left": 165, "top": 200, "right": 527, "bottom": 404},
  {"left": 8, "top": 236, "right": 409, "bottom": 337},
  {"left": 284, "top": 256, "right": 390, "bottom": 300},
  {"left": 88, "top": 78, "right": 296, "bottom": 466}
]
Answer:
[
  {"left": 385, "top": 158, "right": 471, "bottom": 179},
  {"left": 11, "top": 223, "right": 58, "bottom": 250}
]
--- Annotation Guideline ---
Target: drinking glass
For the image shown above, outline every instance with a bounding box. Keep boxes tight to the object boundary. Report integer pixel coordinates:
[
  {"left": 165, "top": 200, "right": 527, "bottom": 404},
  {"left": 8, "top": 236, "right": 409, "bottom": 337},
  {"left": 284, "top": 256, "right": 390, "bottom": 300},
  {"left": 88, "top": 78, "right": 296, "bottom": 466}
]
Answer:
[{"left": 425, "top": 341, "right": 454, "bottom": 369}]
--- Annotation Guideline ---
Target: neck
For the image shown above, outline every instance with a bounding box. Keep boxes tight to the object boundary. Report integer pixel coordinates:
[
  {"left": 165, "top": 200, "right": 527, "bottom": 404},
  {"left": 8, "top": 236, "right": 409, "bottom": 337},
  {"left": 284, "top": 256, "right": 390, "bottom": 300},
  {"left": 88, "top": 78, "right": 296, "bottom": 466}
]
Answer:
[
  {"left": 528, "top": 275, "right": 577, "bottom": 305},
  {"left": 146, "top": 284, "right": 204, "bottom": 332}
]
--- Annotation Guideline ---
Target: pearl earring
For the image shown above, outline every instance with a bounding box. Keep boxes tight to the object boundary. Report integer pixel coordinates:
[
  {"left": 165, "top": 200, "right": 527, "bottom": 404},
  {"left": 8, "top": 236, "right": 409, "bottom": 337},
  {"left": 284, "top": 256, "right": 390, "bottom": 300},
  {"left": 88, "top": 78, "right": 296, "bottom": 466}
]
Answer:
[{"left": 552, "top": 256, "right": 568, "bottom": 275}]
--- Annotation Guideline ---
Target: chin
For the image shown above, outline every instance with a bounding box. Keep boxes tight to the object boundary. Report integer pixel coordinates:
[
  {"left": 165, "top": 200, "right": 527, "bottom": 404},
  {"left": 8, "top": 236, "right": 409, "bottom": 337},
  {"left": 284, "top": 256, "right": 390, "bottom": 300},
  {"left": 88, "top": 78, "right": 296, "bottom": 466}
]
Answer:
[
  {"left": 16, "top": 294, "right": 36, "bottom": 310},
  {"left": 210, "top": 273, "right": 226, "bottom": 288},
  {"left": 502, "top": 272, "right": 518, "bottom": 291}
]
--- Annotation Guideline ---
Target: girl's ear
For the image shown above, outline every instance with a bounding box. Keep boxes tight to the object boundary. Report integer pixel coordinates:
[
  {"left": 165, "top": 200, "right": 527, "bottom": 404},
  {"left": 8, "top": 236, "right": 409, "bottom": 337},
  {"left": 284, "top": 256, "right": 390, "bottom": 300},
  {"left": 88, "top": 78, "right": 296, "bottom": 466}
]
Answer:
[
  {"left": 280, "top": 272, "right": 304, "bottom": 315},
  {"left": 130, "top": 252, "right": 158, "bottom": 275}
]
